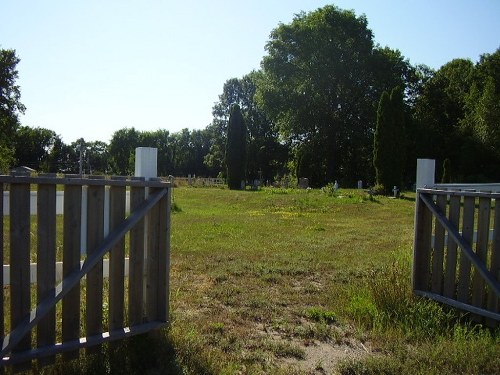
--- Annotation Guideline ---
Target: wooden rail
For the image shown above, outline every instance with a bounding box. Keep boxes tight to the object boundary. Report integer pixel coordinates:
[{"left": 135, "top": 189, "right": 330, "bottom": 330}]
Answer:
[
  {"left": 1, "top": 174, "right": 172, "bottom": 369},
  {"left": 413, "top": 188, "right": 500, "bottom": 324}
]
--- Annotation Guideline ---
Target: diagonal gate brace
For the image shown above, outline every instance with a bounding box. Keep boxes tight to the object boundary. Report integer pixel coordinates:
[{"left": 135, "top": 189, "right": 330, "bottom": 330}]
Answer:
[{"left": 1, "top": 188, "right": 168, "bottom": 358}]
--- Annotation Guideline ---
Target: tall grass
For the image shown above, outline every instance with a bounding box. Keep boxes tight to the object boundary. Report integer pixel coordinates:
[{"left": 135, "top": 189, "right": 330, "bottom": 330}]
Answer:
[{"left": 343, "top": 248, "right": 500, "bottom": 374}]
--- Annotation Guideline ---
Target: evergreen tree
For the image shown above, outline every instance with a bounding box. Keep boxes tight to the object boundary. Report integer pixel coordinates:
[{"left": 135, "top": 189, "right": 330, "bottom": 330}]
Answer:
[
  {"left": 373, "top": 87, "right": 406, "bottom": 193},
  {"left": 225, "top": 104, "right": 247, "bottom": 189}
]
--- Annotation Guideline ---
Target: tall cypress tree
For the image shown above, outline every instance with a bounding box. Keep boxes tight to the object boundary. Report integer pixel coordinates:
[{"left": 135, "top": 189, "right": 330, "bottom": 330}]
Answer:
[
  {"left": 225, "top": 104, "right": 247, "bottom": 189},
  {"left": 373, "top": 87, "right": 406, "bottom": 193}
]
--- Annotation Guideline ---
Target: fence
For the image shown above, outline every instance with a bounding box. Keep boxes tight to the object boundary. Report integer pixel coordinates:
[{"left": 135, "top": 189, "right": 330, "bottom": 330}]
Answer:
[
  {"left": 0, "top": 173, "right": 172, "bottom": 370},
  {"left": 173, "top": 176, "right": 225, "bottom": 187},
  {"left": 413, "top": 187, "right": 500, "bottom": 324}
]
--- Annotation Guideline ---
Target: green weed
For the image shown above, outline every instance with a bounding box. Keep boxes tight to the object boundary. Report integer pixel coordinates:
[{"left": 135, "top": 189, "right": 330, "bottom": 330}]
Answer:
[{"left": 304, "top": 306, "right": 337, "bottom": 324}]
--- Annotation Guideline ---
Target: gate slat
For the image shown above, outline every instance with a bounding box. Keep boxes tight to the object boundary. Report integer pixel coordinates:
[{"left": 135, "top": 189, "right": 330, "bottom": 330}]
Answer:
[
  {"left": 10, "top": 182, "right": 31, "bottom": 370},
  {"left": 443, "top": 195, "right": 461, "bottom": 298},
  {"left": 62, "top": 183, "right": 82, "bottom": 360},
  {"left": 109, "top": 180, "right": 126, "bottom": 332},
  {"left": 489, "top": 198, "right": 500, "bottom": 316},
  {"left": 472, "top": 196, "right": 491, "bottom": 311},
  {"left": 431, "top": 194, "right": 447, "bottom": 293},
  {"left": 457, "top": 195, "right": 475, "bottom": 303},
  {"left": 86, "top": 179, "right": 104, "bottom": 354},
  {"left": 10, "top": 184, "right": 31, "bottom": 348},
  {"left": 36, "top": 181, "right": 57, "bottom": 366},
  {"left": 0, "top": 182, "right": 3, "bottom": 369},
  {"left": 413, "top": 192, "right": 433, "bottom": 292},
  {"left": 129, "top": 185, "right": 145, "bottom": 326},
  {"left": 146, "top": 187, "right": 160, "bottom": 322},
  {"left": 158, "top": 187, "right": 171, "bottom": 323}
]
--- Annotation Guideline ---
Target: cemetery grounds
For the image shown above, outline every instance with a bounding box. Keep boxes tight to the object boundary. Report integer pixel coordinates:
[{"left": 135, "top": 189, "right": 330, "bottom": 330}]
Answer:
[{"left": 3, "top": 186, "right": 500, "bottom": 374}]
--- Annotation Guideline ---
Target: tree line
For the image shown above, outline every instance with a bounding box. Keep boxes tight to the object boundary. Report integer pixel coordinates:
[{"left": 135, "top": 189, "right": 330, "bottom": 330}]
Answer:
[{"left": 1, "top": 5, "right": 499, "bottom": 189}]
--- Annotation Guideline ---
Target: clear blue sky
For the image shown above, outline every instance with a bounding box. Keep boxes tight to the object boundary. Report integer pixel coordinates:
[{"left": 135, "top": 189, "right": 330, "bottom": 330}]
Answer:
[{"left": 1, "top": 0, "right": 499, "bottom": 144}]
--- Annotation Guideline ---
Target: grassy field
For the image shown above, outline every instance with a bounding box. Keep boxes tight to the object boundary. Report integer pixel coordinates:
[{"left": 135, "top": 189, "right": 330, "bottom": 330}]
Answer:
[
  {"left": 5, "top": 186, "right": 500, "bottom": 374},
  {"left": 164, "top": 187, "right": 498, "bottom": 375}
]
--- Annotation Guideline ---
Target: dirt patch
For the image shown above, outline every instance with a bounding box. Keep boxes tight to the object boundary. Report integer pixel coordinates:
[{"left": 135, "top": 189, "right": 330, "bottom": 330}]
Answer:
[
  {"left": 282, "top": 338, "right": 371, "bottom": 374},
  {"left": 255, "top": 322, "right": 372, "bottom": 374}
]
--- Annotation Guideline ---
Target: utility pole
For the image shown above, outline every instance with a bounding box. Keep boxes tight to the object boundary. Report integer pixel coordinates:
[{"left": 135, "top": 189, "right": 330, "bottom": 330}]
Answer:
[{"left": 79, "top": 138, "right": 84, "bottom": 175}]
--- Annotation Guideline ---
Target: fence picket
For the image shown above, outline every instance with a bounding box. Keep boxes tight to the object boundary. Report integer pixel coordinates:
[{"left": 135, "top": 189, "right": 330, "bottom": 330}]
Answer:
[
  {"left": 158, "top": 187, "right": 171, "bottom": 323},
  {"left": 36, "top": 181, "right": 57, "bottom": 366},
  {"left": 457, "top": 196, "right": 475, "bottom": 303},
  {"left": 489, "top": 199, "right": 500, "bottom": 317},
  {"left": 443, "top": 195, "right": 461, "bottom": 298},
  {"left": 129, "top": 185, "right": 145, "bottom": 326},
  {"left": 413, "top": 193, "right": 433, "bottom": 291},
  {"left": 10, "top": 182, "right": 31, "bottom": 371},
  {"left": 62, "top": 183, "right": 82, "bottom": 361},
  {"left": 431, "top": 194, "right": 447, "bottom": 293},
  {"left": 146, "top": 187, "right": 160, "bottom": 322},
  {"left": 0, "top": 182, "right": 3, "bottom": 375},
  {"left": 86, "top": 179, "right": 105, "bottom": 354},
  {"left": 471, "top": 196, "right": 491, "bottom": 311},
  {"left": 109, "top": 179, "right": 126, "bottom": 332}
]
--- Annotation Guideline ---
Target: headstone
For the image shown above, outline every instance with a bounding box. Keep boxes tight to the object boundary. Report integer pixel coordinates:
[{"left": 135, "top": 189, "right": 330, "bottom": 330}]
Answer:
[
  {"left": 393, "top": 185, "right": 399, "bottom": 198},
  {"left": 283, "top": 177, "right": 289, "bottom": 189},
  {"left": 298, "top": 178, "right": 309, "bottom": 189},
  {"left": 357, "top": 180, "right": 363, "bottom": 189}
]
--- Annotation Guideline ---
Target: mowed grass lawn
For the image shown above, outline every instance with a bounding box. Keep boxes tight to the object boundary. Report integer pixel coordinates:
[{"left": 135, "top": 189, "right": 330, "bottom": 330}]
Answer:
[
  {"left": 167, "top": 188, "right": 414, "bottom": 373},
  {"left": 163, "top": 187, "right": 498, "bottom": 375}
]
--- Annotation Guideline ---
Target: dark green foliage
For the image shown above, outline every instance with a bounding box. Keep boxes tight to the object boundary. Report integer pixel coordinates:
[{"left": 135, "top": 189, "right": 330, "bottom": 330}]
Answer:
[
  {"left": 441, "top": 158, "right": 451, "bottom": 183},
  {"left": 257, "top": 5, "right": 414, "bottom": 186},
  {"left": 0, "top": 48, "right": 25, "bottom": 172},
  {"left": 413, "top": 49, "right": 500, "bottom": 182},
  {"left": 373, "top": 87, "right": 406, "bottom": 193},
  {"left": 225, "top": 104, "right": 247, "bottom": 189},
  {"left": 13, "top": 126, "right": 61, "bottom": 171},
  {"left": 206, "top": 72, "right": 287, "bottom": 182}
]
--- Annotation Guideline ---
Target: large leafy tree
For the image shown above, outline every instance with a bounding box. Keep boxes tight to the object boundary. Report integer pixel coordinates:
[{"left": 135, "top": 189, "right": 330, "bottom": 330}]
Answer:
[
  {"left": 85, "top": 140, "right": 110, "bottom": 174},
  {"left": 138, "top": 129, "right": 173, "bottom": 176},
  {"left": 257, "top": 5, "right": 412, "bottom": 186},
  {"left": 47, "top": 137, "right": 78, "bottom": 173},
  {"left": 0, "top": 48, "right": 25, "bottom": 172},
  {"left": 225, "top": 104, "right": 247, "bottom": 189},
  {"left": 413, "top": 49, "right": 500, "bottom": 182},
  {"left": 171, "top": 128, "right": 210, "bottom": 176},
  {"left": 14, "top": 126, "right": 60, "bottom": 171},
  {"left": 413, "top": 59, "right": 474, "bottom": 164},
  {"left": 108, "top": 127, "right": 140, "bottom": 175}
]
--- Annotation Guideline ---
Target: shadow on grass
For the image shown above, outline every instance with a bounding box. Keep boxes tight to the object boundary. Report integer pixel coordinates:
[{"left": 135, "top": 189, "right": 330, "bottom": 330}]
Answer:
[
  {"left": 36, "top": 331, "right": 185, "bottom": 375},
  {"left": 399, "top": 195, "right": 416, "bottom": 202}
]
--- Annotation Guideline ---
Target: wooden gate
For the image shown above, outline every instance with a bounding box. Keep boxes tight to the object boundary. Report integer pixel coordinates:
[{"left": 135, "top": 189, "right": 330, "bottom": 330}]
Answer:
[
  {"left": 1, "top": 174, "right": 172, "bottom": 369},
  {"left": 413, "top": 187, "right": 500, "bottom": 324}
]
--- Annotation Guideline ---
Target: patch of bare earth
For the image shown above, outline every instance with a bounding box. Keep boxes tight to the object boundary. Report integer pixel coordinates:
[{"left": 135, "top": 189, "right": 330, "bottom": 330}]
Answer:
[
  {"left": 284, "top": 338, "right": 371, "bottom": 374},
  {"left": 256, "top": 323, "right": 372, "bottom": 374}
]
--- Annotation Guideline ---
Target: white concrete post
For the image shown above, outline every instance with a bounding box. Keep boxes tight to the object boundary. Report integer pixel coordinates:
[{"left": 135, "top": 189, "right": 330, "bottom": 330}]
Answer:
[
  {"left": 416, "top": 159, "right": 435, "bottom": 190},
  {"left": 135, "top": 147, "right": 158, "bottom": 180}
]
